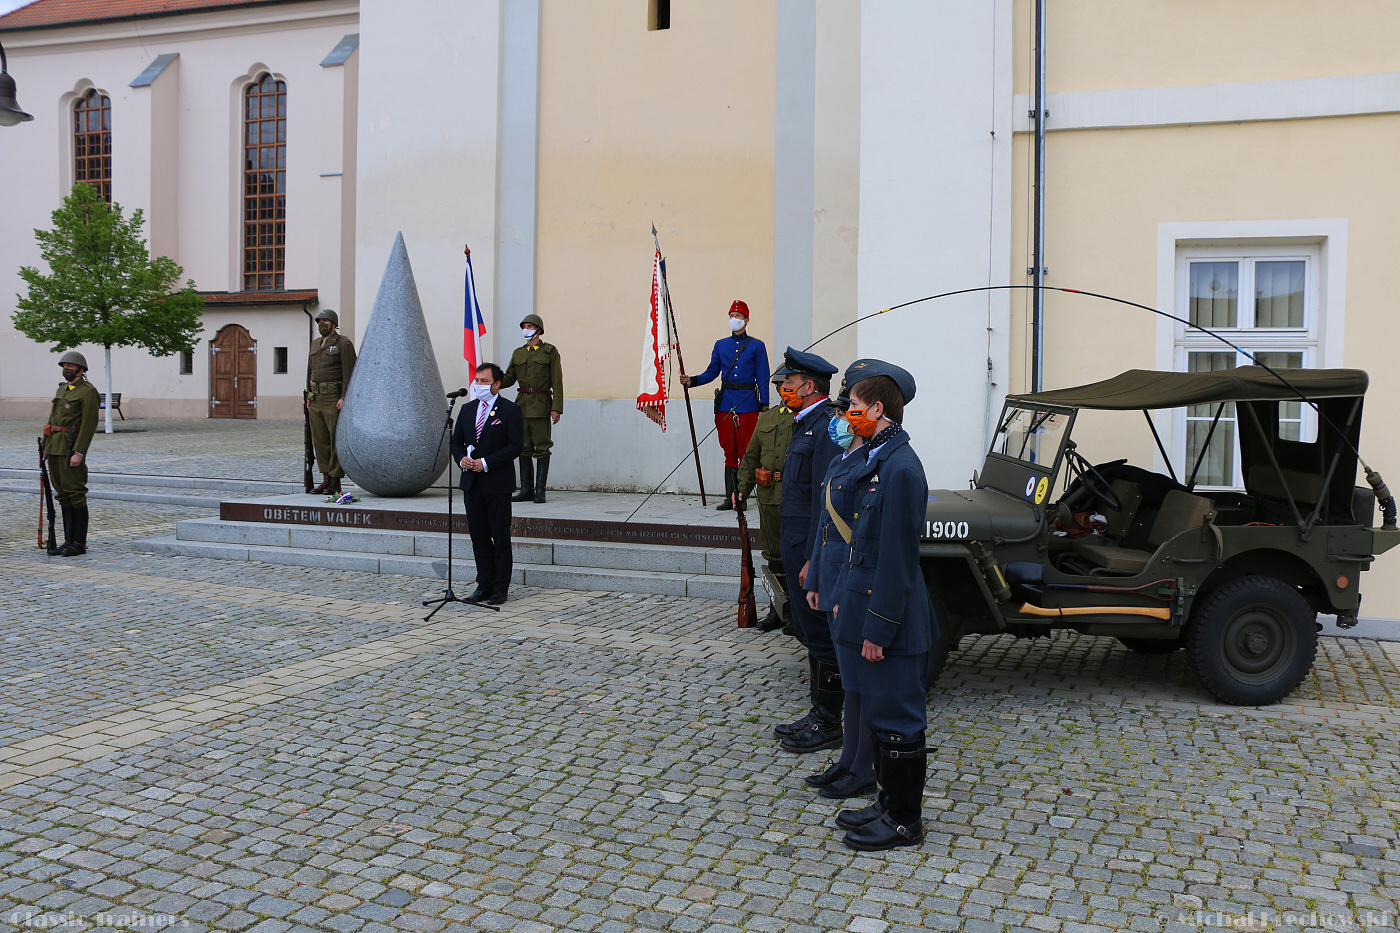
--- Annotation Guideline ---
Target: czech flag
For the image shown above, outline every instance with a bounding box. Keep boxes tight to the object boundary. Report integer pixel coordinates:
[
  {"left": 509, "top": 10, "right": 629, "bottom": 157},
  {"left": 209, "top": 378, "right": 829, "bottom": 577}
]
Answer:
[{"left": 463, "top": 251, "right": 487, "bottom": 371}]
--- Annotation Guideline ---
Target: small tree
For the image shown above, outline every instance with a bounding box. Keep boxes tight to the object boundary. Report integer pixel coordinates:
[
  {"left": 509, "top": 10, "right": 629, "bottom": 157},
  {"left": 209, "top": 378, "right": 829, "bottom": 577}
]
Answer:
[{"left": 13, "top": 183, "right": 204, "bottom": 434}]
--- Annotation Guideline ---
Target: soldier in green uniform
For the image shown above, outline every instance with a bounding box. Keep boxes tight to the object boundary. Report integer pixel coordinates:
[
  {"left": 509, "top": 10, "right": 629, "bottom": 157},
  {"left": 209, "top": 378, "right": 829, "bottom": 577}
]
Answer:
[
  {"left": 42, "top": 350, "right": 100, "bottom": 556},
  {"left": 306, "top": 309, "right": 356, "bottom": 497},
  {"left": 735, "top": 373, "right": 794, "bottom": 632},
  {"left": 500, "top": 313, "right": 563, "bottom": 504}
]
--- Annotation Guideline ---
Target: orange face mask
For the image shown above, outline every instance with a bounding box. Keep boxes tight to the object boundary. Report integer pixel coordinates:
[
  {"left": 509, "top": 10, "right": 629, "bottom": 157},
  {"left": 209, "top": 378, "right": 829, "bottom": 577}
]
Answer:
[
  {"left": 777, "top": 385, "right": 805, "bottom": 410},
  {"left": 845, "top": 406, "right": 880, "bottom": 438}
]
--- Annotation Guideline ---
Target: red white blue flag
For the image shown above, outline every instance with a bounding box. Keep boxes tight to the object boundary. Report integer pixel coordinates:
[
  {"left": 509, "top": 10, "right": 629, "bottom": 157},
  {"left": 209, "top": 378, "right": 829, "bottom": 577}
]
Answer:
[
  {"left": 463, "top": 251, "right": 487, "bottom": 371},
  {"left": 637, "top": 247, "right": 672, "bottom": 430}
]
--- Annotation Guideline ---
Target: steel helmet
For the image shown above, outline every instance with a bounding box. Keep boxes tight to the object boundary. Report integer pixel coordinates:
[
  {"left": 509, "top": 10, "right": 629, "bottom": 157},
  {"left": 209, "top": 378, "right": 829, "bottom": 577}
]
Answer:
[
  {"left": 314, "top": 308, "right": 339, "bottom": 325},
  {"left": 58, "top": 350, "right": 88, "bottom": 370},
  {"left": 520, "top": 313, "right": 544, "bottom": 334}
]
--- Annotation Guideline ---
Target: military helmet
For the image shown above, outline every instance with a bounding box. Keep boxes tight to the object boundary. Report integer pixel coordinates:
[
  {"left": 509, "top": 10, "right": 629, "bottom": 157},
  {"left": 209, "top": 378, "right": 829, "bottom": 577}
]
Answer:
[
  {"left": 520, "top": 313, "right": 544, "bottom": 334},
  {"left": 58, "top": 350, "right": 88, "bottom": 370},
  {"left": 314, "top": 308, "right": 339, "bottom": 325}
]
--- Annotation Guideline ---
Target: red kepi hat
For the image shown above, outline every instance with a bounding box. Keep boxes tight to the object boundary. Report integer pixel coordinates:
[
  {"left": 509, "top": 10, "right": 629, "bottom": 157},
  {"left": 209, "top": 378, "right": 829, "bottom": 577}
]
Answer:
[{"left": 728, "top": 300, "right": 750, "bottom": 319}]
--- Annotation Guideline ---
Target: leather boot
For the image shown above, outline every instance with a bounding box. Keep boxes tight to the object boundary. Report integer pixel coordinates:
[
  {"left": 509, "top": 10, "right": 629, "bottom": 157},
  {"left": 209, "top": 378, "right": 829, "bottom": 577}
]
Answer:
[
  {"left": 780, "top": 661, "right": 843, "bottom": 753},
  {"left": 756, "top": 606, "right": 783, "bottom": 632},
  {"left": 328, "top": 477, "right": 343, "bottom": 498},
  {"left": 842, "top": 734, "right": 927, "bottom": 851},
  {"left": 716, "top": 466, "right": 736, "bottom": 510},
  {"left": 51, "top": 504, "right": 72, "bottom": 556},
  {"left": 774, "top": 654, "right": 818, "bottom": 738},
  {"left": 836, "top": 743, "right": 885, "bottom": 829},
  {"left": 59, "top": 505, "right": 88, "bottom": 556},
  {"left": 512, "top": 458, "right": 535, "bottom": 502},
  {"left": 534, "top": 456, "right": 549, "bottom": 504},
  {"left": 311, "top": 474, "right": 330, "bottom": 495}
]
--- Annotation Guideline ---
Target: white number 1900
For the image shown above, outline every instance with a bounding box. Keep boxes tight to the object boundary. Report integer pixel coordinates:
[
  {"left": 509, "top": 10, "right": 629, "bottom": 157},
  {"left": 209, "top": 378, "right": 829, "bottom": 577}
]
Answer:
[{"left": 925, "top": 520, "right": 969, "bottom": 540}]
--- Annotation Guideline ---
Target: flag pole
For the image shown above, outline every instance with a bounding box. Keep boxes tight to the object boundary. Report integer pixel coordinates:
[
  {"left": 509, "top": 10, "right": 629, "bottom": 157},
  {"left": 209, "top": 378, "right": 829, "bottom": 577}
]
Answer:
[{"left": 654, "top": 224, "right": 707, "bottom": 507}]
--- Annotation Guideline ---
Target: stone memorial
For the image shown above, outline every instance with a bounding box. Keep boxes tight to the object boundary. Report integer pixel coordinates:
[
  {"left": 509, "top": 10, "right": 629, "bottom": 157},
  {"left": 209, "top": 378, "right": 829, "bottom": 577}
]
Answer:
[{"left": 335, "top": 233, "right": 452, "bottom": 497}]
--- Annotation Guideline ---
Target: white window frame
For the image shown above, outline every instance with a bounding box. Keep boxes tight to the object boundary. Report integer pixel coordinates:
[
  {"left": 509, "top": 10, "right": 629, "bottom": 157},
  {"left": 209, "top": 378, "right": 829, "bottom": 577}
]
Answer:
[{"left": 1155, "top": 220, "right": 1348, "bottom": 488}]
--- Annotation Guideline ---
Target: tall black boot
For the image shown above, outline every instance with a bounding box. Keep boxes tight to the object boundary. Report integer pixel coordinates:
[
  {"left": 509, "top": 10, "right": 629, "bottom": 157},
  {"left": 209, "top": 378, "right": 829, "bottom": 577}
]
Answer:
[
  {"left": 836, "top": 735, "right": 886, "bottom": 828},
  {"left": 774, "top": 654, "right": 818, "bottom": 738},
  {"left": 842, "top": 733, "right": 926, "bottom": 851},
  {"left": 51, "top": 504, "right": 72, "bottom": 556},
  {"left": 59, "top": 505, "right": 88, "bottom": 556},
  {"left": 512, "top": 458, "right": 534, "bottom": 503},
  {"left": 534, "top": 455, "right": 550, "bottom": 504},
  {"left": 716, "top": 466, "right": 736, "bottom": 511},
  {"left": 780, "top": 660, "right": 843, "bottom": 753}
]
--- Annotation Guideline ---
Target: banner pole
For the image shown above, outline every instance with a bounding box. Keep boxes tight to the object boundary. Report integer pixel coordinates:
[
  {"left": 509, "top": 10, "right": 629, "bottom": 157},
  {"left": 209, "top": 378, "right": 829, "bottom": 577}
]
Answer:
[{"left": 655, "top": 225, "right": 706, "bottom": 507}]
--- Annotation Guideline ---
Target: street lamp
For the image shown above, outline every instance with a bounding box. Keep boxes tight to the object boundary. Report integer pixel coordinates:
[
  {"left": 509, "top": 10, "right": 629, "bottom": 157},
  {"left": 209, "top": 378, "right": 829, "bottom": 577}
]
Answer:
[{"left": 0, "top": 40, "right": 34, "bottom": 126}]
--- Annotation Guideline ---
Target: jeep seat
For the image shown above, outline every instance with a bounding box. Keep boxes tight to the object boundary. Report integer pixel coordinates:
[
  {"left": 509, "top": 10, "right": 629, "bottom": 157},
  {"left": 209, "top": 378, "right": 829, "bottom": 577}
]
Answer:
[{"left": 1078, "top": 490, "right": 1215, "bottom": 573}]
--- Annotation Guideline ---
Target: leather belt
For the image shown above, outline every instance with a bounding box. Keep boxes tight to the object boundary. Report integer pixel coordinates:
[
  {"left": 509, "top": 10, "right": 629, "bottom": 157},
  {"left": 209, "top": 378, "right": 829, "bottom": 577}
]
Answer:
[
  {"left": 722, "top": 382, "right": 757, "bottom": 392},
  {"left": 518, "top": 386, "right": 551, "bottom": 396},
  {"left": 309, "top": 381, "right": 342, "bottom": 395},
  {"left": 42, "top": 425, "right": 75, "bottom": 436}
]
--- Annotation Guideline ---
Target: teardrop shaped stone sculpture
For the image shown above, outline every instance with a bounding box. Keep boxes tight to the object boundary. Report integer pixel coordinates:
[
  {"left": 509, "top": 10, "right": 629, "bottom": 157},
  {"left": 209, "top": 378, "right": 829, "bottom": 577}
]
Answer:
[{"left": 336, "top": 233, "right": 451, "bottom": 497}]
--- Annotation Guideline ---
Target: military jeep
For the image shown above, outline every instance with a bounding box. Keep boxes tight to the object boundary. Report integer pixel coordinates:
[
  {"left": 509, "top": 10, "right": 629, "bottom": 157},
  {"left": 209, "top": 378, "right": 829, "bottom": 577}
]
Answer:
[{"left": 920, "top": 366, "right": 1399, "bottom": 705}]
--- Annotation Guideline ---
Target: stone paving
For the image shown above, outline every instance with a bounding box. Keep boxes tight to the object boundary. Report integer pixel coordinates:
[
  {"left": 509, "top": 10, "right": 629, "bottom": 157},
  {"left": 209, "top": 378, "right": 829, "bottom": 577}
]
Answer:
[{"left": 2, "top": 426, "right": 1400, "bottom": 931}]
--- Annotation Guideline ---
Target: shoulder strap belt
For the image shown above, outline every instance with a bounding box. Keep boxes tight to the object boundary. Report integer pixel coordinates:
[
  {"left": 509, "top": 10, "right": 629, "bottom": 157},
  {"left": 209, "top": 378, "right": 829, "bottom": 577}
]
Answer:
[{"left": 825, "top": 480, "right": 853, "bottom": 544}]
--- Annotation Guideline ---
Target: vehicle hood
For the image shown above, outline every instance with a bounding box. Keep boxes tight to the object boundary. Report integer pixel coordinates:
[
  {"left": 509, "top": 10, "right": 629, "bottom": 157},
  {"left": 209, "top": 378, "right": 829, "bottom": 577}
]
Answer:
[{"left": 923, "top": 487, "right": 1042, "bottom": 543}]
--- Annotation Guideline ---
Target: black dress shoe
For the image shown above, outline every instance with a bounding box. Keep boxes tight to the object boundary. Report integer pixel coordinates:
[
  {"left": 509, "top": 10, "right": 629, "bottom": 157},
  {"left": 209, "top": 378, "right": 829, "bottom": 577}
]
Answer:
[
  {"left": 465, "top": 587, "right": 491, "bottom": 604},
  {"left": 756, "top": 607, "right": 783, "bottom": 632},
  {"left": 842, "top": 812, "right": 924, "bottom": 851},
  {"left": 835, "top": 801, "right": 883, "bottom": 830},
  {"left": 57, "top": 542, "right": 87, "bottom": 557},
  {"left": 819, "top": 771, "right": 877, "bottom": 799},
  {"left": 487, "top": 590, "right": 508, "bottom": 605},
  {"left": 803, "top": 761, "right": 847, "bottom": 788}
]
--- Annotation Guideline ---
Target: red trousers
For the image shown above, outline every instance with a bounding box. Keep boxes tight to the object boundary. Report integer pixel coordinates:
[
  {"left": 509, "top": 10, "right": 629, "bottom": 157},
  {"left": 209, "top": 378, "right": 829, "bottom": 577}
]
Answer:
[{"left": 716, "top": 411, "right": 760, "bottom": 469}]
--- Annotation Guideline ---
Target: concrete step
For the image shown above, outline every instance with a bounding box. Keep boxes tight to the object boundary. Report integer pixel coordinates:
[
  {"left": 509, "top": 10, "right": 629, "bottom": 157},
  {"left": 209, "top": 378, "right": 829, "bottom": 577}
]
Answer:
[
  {"left": 0, "top": 480, "right": 226, "bottom": 509},
  {"left": 131, "top": 535, "right": 742, "bottom": 600},
  {"left": 0, "top": 468, "right": 307, "bottom": 495},
  {"left": 171, "top": 517, "right": 743, "bottom": 576}
]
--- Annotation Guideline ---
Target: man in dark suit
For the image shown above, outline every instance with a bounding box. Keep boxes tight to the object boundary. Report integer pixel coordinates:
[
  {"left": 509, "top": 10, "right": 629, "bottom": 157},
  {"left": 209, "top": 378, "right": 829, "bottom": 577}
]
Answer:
[{"left": 451, "top": 363, "right": 524, "bottom": 605}]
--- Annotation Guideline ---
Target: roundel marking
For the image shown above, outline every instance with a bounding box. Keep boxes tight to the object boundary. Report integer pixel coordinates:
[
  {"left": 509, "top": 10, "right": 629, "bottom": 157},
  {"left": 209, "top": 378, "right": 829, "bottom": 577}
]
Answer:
[{"left": 1025, "top": 476, "right": 1037, "bottom": 499}]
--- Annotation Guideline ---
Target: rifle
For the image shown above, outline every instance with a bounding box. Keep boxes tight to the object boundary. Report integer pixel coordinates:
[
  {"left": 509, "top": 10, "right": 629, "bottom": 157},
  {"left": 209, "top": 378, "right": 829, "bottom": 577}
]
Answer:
[
  {"left": 735, "top": 498, "right": 758, "bottom": 628},
  {"left": 302, "top": 390, "right": 315, "bottom": 494},
  {"left": 37, "top": 438, "right": 57, "bottom": 555}
]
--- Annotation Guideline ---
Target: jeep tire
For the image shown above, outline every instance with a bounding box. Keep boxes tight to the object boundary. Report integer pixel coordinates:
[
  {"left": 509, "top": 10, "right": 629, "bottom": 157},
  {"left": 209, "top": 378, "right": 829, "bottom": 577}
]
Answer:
[{"left": 1186, "top": 575, "right": 1317, "bottom": 705}]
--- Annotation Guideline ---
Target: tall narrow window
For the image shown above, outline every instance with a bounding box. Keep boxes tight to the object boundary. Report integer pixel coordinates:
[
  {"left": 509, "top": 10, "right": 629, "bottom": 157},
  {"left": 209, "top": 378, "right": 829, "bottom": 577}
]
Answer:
[
  {"left": 649, "top": 0, "right": 670, "bottom": 30},
  {"left": 243, "top": 74, "right": 287, "bottom": 291},
  {"left": 74, "top": 89, "right": 112, "bottom": 203}
]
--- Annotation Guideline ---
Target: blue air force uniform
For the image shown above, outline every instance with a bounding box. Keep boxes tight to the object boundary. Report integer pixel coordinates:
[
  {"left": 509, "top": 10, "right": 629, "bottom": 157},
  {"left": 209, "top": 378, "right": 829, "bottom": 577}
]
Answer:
[{"left": 768, "top": 348, "right": 846, "bottom": 754}]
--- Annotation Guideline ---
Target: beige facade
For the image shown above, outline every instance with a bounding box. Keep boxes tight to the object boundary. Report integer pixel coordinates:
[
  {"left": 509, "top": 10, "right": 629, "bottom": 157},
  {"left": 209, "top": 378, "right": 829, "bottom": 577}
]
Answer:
[
  {"left": 1009, "top": 0, "right": 1400, "bottom": 615},
  {"left": 534, "top": 0, "right": 777, "bottom": 399}
]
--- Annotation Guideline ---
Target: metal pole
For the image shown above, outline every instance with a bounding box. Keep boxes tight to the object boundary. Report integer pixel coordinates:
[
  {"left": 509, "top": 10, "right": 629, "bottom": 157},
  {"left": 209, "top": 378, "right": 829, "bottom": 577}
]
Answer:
[{"left": 1031, "top": 0, "right": 1047, "bottom": 392}]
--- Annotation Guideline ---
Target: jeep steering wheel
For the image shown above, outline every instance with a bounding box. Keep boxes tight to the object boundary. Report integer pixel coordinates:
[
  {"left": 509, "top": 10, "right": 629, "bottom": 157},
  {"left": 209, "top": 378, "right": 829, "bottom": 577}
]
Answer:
[{"left": 1064, "top": 450, "right": 1122, "bottom": 513}]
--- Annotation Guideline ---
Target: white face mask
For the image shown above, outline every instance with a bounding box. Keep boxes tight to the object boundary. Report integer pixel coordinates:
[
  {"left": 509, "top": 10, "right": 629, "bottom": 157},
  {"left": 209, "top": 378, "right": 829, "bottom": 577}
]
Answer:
[
  {"left": 521, "top": 327, "right": 537, "bottom": 341},
  {"left": 472, "top": 383, "right": 494, "bottom": 404},
  {"left": 729, "top": 317, "right": 746, "bottom": 332}
]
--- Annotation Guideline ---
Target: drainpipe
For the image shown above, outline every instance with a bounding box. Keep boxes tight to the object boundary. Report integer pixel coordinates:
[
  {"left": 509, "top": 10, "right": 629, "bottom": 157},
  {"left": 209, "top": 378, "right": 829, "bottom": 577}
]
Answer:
[{"left": 1031, "top": 0, "right": 1047, "bottom": 392}]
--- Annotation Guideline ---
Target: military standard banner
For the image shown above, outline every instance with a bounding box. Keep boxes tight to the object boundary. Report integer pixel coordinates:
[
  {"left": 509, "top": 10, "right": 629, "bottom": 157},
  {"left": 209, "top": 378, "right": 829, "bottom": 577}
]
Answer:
[{"left": 636, "top": 246, "right": 672, "bottom": 430}]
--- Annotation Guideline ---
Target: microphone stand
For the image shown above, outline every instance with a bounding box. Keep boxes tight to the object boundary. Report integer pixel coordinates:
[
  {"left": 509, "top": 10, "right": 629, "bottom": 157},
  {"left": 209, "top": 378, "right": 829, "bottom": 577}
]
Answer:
[{"left": 424, "top": 391, "right": 499, "bottom": 620}]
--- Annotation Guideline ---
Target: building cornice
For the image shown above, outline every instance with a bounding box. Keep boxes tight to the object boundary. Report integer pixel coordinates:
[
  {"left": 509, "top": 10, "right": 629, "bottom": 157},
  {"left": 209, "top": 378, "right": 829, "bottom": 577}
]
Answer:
[{"left": 0, "top": 0, "right": 356, "bottom": 49}]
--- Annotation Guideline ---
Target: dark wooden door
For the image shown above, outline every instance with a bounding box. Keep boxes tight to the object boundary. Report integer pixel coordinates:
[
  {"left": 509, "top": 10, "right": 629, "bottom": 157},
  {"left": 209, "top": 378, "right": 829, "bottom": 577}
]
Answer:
[{"left": 210, "top": 324, "right": 257, "bottom": 418}]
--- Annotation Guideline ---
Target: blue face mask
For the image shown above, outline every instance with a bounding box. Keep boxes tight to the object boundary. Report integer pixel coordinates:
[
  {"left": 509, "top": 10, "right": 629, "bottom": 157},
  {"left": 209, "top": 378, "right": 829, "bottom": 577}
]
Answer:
[{"left": 828, "top": 414, "right": 855, "bottom": 450}]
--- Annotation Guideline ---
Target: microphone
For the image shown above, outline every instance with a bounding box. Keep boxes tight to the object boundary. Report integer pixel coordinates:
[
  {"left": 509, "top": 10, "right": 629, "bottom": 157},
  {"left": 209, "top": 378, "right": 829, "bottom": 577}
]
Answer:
[{"left": 446, "top": 387, "right": 471, "bottom": 398}]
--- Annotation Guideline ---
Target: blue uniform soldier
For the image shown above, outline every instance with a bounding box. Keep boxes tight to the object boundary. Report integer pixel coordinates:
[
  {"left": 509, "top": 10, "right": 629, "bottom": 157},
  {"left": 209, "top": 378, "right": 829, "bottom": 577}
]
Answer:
[
  {"left": 806, "top": 360, "right": 937, "bottom": 851},
  {"left": 681, "top": 300, "right": 770, "bottom": 510},
  {"left": 762, "top": 348, "right": 850, "bottom": 760}
]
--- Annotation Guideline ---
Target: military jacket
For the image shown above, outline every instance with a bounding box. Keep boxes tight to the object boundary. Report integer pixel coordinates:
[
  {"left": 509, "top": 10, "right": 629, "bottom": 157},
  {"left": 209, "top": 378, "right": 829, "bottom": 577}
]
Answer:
[
  {"left": 813, "top": 433, "right": 938, "bottom": 655},
  {"left": 736, "top": 404, "right": 793, "bottom": 506},
  {"left": 501, "top": 341, "right": 564, "bottom": 418},
  {"left": 804, "top": 449, "right": 863, "bottom": 612},
  {"left": 779, "top": 400, "right": 840, "bottom": 558},
  {"left": 307, "top": 332, "right": 357, "bottom": 398},
  {"left": 691, "top": 334, "right": 770, "bottom": 414},
  {"left": 43, "top": 378, "right": 100, "bottom": 456}
]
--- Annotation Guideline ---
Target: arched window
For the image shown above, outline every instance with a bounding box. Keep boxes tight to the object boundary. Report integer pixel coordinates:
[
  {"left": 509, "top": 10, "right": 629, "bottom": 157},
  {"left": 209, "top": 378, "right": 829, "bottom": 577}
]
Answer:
[
  {"left": 243, "top": 73, "right": 286, "bottom": 291},
  {"left": 74, "top": 89, "right": 112, "bottom": 203}
]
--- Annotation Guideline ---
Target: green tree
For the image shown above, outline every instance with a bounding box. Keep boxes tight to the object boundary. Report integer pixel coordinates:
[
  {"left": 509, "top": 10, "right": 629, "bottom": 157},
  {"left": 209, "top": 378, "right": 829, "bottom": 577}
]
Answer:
[{"left": 12, "top": 183, "right": 204, "bottom": 434}]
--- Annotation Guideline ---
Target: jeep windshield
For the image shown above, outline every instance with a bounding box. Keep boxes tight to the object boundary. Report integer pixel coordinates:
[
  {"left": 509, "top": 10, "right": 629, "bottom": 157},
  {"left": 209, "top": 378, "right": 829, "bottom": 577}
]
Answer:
[{"left": 994, "top": 405, "right": 1070, "bottom": 466}]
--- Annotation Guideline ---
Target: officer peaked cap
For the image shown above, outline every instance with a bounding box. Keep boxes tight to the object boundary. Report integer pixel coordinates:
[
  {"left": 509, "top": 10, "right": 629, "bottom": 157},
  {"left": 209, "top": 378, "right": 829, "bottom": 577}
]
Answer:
[
  {"left": 844, "top": 358, "right": 916, "bottom": 404},
  {"left": 772, "top": 347, "right": 838, "bottom": 380}
]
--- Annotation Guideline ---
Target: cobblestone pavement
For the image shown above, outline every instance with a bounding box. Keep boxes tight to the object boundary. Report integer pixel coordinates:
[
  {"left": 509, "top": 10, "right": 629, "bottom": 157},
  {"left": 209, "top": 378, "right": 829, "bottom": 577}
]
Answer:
[
  {"left": 3, "top": 486, "right": 1400, "bottom": 932},
  {"left": 0, "top": 419, "right": 304, "bottom": 482}
]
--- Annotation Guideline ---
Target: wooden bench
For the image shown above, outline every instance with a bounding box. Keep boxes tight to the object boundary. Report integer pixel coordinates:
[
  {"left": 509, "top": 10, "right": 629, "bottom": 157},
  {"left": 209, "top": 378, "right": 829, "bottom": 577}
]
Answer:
[{"left": 98, "top": 393, "right": 124, "bottom": 420}]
